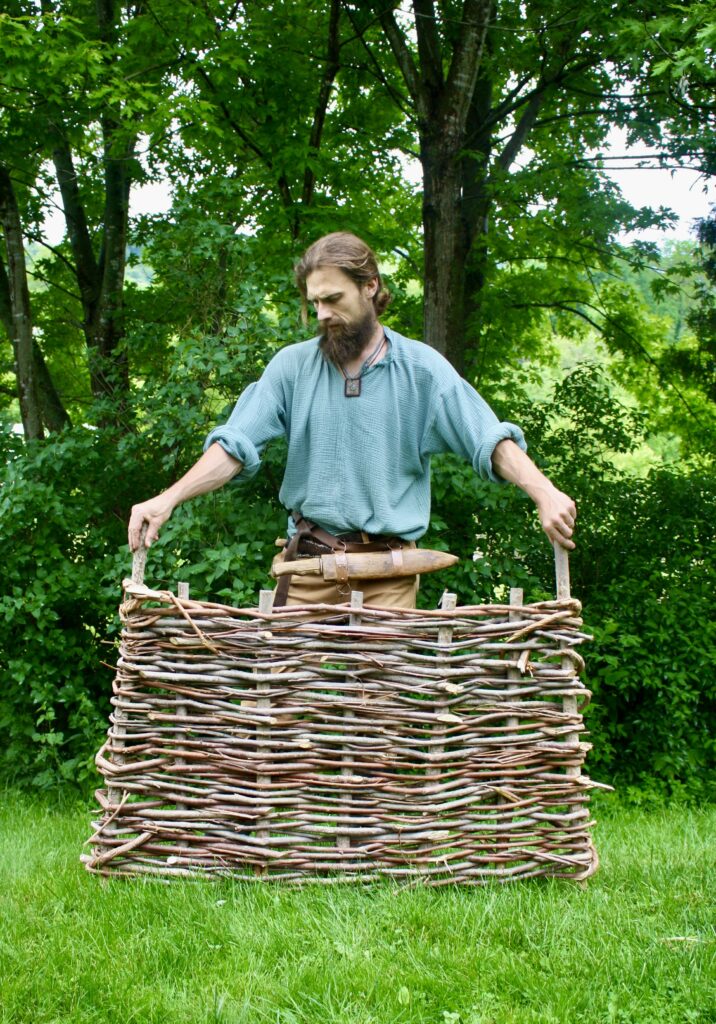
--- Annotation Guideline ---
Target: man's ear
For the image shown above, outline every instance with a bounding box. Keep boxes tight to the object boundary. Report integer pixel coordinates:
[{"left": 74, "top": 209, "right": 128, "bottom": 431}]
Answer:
[{"left": 365, "top": 277, "right": 379, "bottom": 298}]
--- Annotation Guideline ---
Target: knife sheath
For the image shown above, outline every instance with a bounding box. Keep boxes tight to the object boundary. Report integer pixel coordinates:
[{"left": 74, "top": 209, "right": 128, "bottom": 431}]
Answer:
[{"left": 271, "top": 547, "right": 459, "bottom": 582}]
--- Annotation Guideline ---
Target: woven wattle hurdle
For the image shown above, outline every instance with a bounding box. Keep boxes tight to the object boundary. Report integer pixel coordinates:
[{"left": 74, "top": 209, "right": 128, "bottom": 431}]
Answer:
[{"left": 83, "top": 543, "right": 604, "bottom": 883}]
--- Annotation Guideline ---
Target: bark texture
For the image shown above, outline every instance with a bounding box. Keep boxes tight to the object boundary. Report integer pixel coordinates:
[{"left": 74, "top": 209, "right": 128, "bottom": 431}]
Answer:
[
  {"left": 357, "top": 2, "right": 597, "bottom": 374},
  {"left": 0, "top": 165, "right": 43, "bottom": 439},
  {"left": 0, "top": 217, "right": 71, "bottom": 433},
  {"left": 373, "top": 0, "right": 493, "bottom": 374}
]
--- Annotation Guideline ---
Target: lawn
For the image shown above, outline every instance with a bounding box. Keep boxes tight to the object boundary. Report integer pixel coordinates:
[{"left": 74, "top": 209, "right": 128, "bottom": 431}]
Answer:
[{"left": 0, "top": 792, "right": 714, "bottom": 1024}]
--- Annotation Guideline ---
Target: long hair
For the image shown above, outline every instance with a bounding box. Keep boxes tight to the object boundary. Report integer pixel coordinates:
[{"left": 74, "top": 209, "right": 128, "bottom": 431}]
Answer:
[{"left": 294, "top": 232, "right": 391, "bottom": 323}]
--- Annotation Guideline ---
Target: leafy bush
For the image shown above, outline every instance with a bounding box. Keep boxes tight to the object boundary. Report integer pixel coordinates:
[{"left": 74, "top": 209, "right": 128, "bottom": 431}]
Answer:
[
  {"left": 579, "top": 470, "right": 716, "bottom": 800},
  {"left": 0, "top": 427, "right": 133, "bottom": 789}
]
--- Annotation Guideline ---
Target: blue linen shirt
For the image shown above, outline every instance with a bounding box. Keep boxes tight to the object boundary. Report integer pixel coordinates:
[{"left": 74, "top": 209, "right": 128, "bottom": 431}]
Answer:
[{"left": 204, "top": 326, "right": 527, "bottom": 540}]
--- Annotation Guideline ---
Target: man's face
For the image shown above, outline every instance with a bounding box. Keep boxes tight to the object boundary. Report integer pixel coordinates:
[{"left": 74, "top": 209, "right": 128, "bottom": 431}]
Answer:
[{"left": 305, "top": 266, "right": 378, "bottom": 365}]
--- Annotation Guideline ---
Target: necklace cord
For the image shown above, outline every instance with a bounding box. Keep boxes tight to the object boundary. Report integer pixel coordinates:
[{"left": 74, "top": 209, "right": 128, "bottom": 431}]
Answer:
[{"left": 340, "top": 332, "right": 386, "bottom": 385}]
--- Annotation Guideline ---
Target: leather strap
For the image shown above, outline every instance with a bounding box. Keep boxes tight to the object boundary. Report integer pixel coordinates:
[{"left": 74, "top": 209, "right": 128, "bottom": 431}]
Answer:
[
  {"left": 333, "top": 550, "right": 349, "bottom": 583},
  {"left": 273, "top": 511, "right": 405, "bottom": 606},
  {"left": 273, "top": 514, "right": 314, "bottom": 606}
]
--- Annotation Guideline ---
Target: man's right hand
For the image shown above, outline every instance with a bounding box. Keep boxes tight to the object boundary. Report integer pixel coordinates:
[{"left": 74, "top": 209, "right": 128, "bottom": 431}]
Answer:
[
  {"left": 127, "top": 444, "right": 243, "bottom": 551},
  {"left": 128, "top": 496, "right": 174, "bottom": 551}
]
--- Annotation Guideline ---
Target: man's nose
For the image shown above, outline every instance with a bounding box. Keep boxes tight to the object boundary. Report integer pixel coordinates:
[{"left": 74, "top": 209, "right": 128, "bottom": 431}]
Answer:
[{"left": 316, "top": 301, "right": 333, "bottom": 322}]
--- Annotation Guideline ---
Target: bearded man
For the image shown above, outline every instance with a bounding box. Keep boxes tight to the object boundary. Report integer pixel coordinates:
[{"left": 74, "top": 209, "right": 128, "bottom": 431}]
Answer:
[{"left": 128, "top": 232, "right": 576, "bottom": 606}]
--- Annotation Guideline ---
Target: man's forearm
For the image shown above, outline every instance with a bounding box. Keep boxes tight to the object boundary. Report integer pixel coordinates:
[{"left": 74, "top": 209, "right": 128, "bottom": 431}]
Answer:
[
  {"left": 161, "top": 442, "right": 243, "bottom": 510},
  {"left": 128, "top": 443, "right": 243, "bottom": 550},
  {"left": 492, "top": 439, "right": 577, "bottom": 549},
  {"left": 492, "top": 440, "right": 556, "bottom": 501}
]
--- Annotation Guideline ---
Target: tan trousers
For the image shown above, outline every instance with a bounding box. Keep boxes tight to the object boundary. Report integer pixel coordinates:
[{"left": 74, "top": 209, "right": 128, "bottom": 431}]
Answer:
[{"left": 270, "top": 548, "right": 418, "bottom": 609}]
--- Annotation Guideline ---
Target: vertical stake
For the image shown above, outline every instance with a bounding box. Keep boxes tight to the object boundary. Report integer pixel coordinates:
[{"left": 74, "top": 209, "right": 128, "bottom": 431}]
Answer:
[
  {"left": 430, "top": 592, "right": 457, "bottom": 784},
  {"left": 255, "top": 589, "right": 274, "bottom": 873},
  {"left": 496, "top": 588, "right": 524, "bottom": 829},
  {"left": 174, "top": 582, "right": 190, "bottom": 841},
  {"left": 554, "top": 543, "right": 580, "bottom": 780},
  {"left": 506, "top": 587, "right": 523, "bottom": 734},
  {"left": 131, "top": 525, "right": 148, "bottom": 585},
  {"left": 338, "top": 592, "right": 363, "bottom": 852},
  {"left": 554, "top": 542, "right": 571, "bottom": 601},
  {"left": 109, "top": 527, "right": 149, "bottom": 807}
]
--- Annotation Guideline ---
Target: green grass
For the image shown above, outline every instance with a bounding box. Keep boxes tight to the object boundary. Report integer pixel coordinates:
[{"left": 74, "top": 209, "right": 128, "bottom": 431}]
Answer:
[{"left": 0, "top": 793, "right": 714, "bottom": 1024}]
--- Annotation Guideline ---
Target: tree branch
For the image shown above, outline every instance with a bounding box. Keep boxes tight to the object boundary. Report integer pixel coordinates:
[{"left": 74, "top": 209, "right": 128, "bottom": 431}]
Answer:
[
  {"left": 513, "top": 299, "right": 707, "bottom": 428},
  {"left": 0, "top": 246, "right": 12, "bottom": 338},
  {"left": 495, "top": 89, "right": 545, "bottom": 173},
  {"left": 0, "top": 164, "right": 43, "bottom": 438},
  {"left": 303, "top": 0, "right": 342, "bottom": 210},
  {"left": 443, "top": 0, "right": 492, "bottom": 134},
  {"left": 25, "top": 234, "right": 77, "bottom": 277},
  {"left": 341, "top": 8, "right": 414, "bottom": 119},
  {"left": 479, "top": 56, "right": 601, "bottom": 139},
  {"left": 414, "top": 0, "right": 444, "bottom": 93},
  {"left": 51, "top": 136, "right": 100, "bottom": 322},
  {"left": 28, "top": 270, "right": 82, "bottom": 302},
  {"left": 372, "top": 2, "right": 429, "bottom": 118}
]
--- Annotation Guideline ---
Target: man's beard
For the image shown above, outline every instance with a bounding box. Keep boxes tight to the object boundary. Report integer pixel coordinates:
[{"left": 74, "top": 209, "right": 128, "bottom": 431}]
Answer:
[{"left": 319, "top": 307, "right": 377, "bottom": 367}]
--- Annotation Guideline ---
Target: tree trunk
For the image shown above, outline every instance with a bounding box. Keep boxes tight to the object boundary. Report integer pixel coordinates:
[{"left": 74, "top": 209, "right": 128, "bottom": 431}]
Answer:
[
  {"left": 461, "top": 72, "right": 494, "bottom": 383},
  {"left": 46, "top": 0, "right": 136, "bottom": 429},
  {"left": 361, "top": 2, "right": 591, "bottom": 375},
  {"left": 370, "top": 0, "right": 492, "bottom": 372},
  {"left": 34, "top": 343, "right": 72, "bottom": 431},
  {"left": 0, "top": 165, "right": 43, "bottom": 439},
  {"left": 420, "top": 139, "right": 470, "bottom": 376},
  {"left": 53, "top": 129, "right": 133, "bottom": 422},
  {"left": 94, "top": 126, "right": 133, "bottom": 411},
  {"left": 0, "top": 229, "right": 71, "bottom": 432}
]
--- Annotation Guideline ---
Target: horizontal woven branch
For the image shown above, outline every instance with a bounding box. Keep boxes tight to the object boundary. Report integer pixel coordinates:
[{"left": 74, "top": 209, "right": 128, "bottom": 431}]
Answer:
[{"left": 84, "top": 583, "right": 602, "bottom": 884}]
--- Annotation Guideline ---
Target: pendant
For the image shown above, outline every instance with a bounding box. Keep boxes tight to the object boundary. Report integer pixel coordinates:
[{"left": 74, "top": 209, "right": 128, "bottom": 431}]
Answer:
[{"left": 344, "top": 377, "right": 361, "bottom": 397}]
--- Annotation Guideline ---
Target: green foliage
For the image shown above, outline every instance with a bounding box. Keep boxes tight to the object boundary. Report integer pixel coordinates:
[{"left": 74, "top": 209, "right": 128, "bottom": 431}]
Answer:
[
  {"left": 579, "top": 469, "right": 716, "bottom": 801},
  {"left": 580, "top": 242, "right": 716, "bottom": 457},
  {"left": 2, "top": 353, "right": 713, "bottom": 799},
  {"left": 0, "top": 427, "right": 130, "bottom": 789}
]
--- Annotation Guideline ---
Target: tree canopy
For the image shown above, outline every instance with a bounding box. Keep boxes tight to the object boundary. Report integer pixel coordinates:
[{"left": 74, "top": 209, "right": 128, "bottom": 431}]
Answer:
[{"left": 1, "top": 0, "right": 714, "bottom": 431}]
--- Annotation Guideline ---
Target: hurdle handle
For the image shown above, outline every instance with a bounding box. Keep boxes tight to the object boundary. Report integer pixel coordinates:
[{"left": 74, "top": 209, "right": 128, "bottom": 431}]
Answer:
[
  {"left": 131, "top": 525, "right": 149, "bottom": 585},
  {"left": 554, "top": 541, "right": 571, "bottom": 600}
]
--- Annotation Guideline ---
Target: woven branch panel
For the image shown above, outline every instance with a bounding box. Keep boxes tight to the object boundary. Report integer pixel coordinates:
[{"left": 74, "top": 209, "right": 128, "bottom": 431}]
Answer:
[{"left": 84, "top": 581, "right": 601, "bottom": 884}]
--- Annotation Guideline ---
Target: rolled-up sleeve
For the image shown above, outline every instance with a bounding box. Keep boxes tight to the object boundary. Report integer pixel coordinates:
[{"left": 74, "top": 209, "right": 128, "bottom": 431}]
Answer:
[
  {"left": 203, "top": 363, "right": 287, "bottom": 482},
  {"left": 424, "top": 380, "right": 527, "bottom": 484}
]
